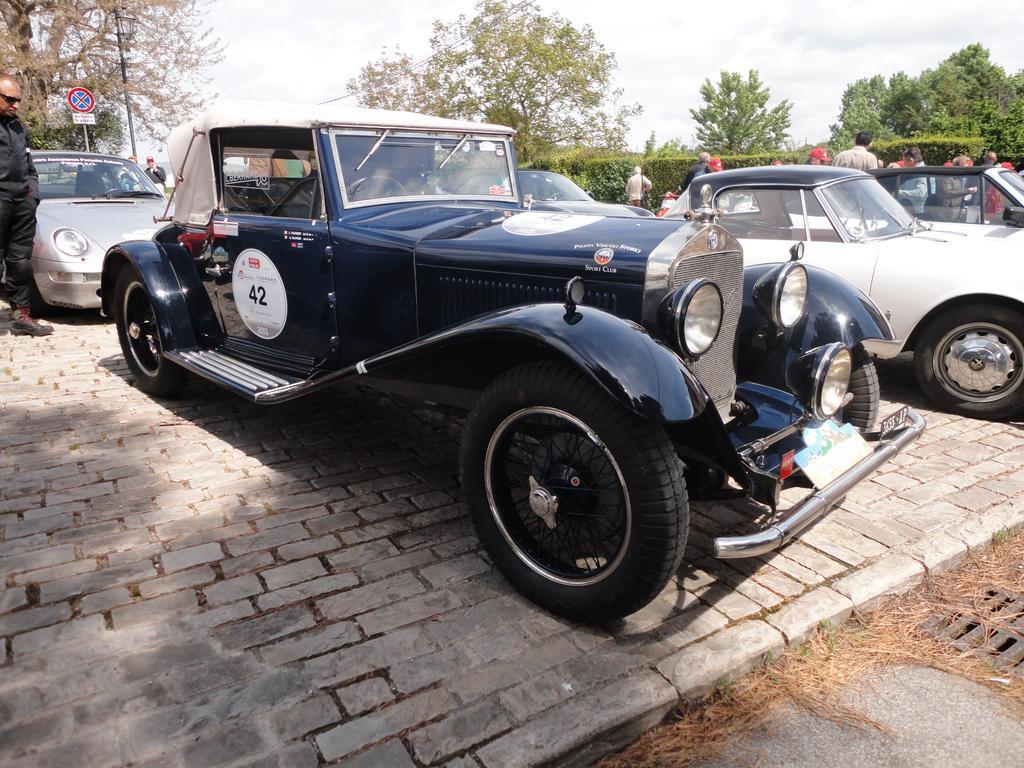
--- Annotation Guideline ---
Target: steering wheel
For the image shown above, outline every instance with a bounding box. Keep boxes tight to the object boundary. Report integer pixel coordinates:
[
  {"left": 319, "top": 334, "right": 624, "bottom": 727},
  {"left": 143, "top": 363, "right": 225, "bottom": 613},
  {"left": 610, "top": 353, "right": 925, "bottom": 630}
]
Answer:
[{"left": 347, "top": 175, "right": 409, "bottom": 199}]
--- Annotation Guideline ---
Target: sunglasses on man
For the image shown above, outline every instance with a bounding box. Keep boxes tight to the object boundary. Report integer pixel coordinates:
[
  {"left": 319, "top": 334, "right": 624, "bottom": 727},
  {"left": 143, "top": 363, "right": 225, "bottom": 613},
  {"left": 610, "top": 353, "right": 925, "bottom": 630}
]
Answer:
[{"left": 0, "top": 93, "right": 22, "bottom": 104}]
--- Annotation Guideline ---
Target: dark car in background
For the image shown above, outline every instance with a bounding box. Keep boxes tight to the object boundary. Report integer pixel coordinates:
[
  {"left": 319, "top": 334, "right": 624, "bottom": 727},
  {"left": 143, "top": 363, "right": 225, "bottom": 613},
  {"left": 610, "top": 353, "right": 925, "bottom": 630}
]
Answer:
[
  {"left": 517, "top": 169, "right": 654, "bottom": 217},
  {"left": 100, "top": 102, "right": 921, "bottom": 621},
  {"left": 869, "top": 165, "right": 1024, "bottom": 239}
]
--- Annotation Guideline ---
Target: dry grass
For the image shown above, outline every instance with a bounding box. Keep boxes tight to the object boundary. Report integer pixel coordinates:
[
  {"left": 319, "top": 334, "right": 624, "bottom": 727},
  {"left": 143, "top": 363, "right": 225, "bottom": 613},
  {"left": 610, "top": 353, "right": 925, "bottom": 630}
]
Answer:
[{"left": 599, "top": 530, "right": 1024, "bottom": 768}]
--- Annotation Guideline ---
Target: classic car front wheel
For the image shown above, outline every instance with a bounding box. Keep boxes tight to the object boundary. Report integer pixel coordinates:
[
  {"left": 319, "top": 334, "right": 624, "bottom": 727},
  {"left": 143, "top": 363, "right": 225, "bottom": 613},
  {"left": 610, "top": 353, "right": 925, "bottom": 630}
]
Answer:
[
  {"left": 460, "top": 361, "right": 688, "bottom": 622},
  {"left": 114, "top": 270, "right": 187, "bottom": 398},
  {"left": 843, "top": 351, "right": 880, "bottom": 430},
  {"left": 915, "top": 305, "right": 1024, "bottom": 420}
]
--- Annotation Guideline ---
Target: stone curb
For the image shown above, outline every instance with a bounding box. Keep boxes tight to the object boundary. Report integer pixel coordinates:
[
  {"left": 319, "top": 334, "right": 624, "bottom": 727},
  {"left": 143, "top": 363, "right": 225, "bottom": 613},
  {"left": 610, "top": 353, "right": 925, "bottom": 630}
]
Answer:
[{"left": 569, "top": 499, "right": 1017, "bottom": 767}]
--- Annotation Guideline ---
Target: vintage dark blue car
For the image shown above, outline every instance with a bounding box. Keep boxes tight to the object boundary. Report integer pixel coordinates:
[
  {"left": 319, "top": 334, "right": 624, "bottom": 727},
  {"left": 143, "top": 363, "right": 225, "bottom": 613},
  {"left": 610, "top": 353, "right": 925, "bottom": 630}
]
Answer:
[{"left": 99, "top": 103, "right": 923, "bottom": 621}]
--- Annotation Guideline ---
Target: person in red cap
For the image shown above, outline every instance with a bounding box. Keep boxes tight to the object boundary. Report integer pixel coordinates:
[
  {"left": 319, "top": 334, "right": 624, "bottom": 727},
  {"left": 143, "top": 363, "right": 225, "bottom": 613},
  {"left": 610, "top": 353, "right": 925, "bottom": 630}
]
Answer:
[
  {"left": 807, "top": 146, "right": 831, "bottom": 165},
  {"left": 708, "top": 157, "right": 724, "bottom": 172},
  {"left": 144, "top": 155, "right": 166, "bottom": 191}
]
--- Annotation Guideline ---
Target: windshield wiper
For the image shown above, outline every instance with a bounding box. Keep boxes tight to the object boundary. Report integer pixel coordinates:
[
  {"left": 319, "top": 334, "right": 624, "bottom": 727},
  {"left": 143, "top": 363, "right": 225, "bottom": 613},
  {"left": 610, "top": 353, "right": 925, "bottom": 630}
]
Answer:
[
  {"left": 354, "top": 129, "right": 390, "bottom": 172},
  {"left": 438, "top": 134, "right": 470, "bottom": 169}
]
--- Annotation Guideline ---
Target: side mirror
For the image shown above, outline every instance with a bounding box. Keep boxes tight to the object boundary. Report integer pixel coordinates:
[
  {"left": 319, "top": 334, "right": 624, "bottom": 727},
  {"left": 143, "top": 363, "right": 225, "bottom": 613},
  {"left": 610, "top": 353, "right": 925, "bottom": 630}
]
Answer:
[
  {"left": 789, "top": 242, "right": 805, "bottom": 261},
  {"left": 1003, "top": 206, "right": 1024, "bottom": 228}
]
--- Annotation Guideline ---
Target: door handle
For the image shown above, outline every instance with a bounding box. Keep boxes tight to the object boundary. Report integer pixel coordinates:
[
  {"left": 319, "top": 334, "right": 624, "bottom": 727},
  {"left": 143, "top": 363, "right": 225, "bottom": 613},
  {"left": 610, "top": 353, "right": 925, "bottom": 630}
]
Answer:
[{"left": 205, "top": 264, "right": 229, "bottom": 277}]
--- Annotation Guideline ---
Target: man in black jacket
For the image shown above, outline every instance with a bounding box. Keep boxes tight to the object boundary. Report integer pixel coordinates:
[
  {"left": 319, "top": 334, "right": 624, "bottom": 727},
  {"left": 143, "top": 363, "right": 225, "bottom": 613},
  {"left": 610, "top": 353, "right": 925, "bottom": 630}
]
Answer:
[
  {"left": 0, "top": 74, "right": 51, "bottom": 336},
  {"left": 678, "top": 151, "right": 711, "bottom": 193}
]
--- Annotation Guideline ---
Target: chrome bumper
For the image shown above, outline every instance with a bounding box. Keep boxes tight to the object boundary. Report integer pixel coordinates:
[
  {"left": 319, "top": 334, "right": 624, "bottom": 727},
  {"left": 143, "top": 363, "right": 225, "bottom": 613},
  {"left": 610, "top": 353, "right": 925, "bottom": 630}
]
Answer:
[{"left": 713, "top": 408, "right": 925, "bottom": 558}]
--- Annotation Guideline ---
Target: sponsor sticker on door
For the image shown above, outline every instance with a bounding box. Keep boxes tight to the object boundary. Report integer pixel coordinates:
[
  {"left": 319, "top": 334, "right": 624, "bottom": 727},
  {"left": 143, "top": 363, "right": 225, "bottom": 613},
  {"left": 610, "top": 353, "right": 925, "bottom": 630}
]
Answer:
[{"left": 232, "top": 248, "right": 288, "bottom": 340}]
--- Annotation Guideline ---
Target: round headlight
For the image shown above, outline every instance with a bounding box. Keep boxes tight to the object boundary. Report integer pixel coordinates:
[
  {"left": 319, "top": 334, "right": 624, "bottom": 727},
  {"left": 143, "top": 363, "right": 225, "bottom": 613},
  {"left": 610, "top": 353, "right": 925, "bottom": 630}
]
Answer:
[
  {"left": 776, "top": 263, "right": 807, "bottom": 328},
  {"left": 666, "top": 279, "right": 723, "bottom": 357},
  {"left": 818, "top": 346, "right": 851, "bottom": 418},
  {"left": 52, "top": 228, "right": 89, "bottom": 257}
]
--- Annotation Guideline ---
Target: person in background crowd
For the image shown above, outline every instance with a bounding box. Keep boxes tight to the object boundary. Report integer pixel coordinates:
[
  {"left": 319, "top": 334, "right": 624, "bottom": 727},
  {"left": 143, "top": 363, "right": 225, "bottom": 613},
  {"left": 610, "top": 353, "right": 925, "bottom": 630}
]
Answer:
[
  {"left": 999, "top": 162, "right": 1014, "bottom": 170},
  {"left": 624, "top": 165, "right": 652, "bottom": 208},
  {"left": 144, "top": 156, "right": 167, "bottom": 191},
  {"left": 833, "top": 131, "right": 880, "bottom": 170},
  {"left": 0, "top": 73, "right": 51, "bottom": 337},
  {"left": 770, "top": 159, "right": 784, "bottom": 166},
  {"left": 952, "top": 155, "right": 973, "bottom": 167},
  {"left": 679, "top": 152, "right": 711, "bottom": 192},
  {"left": 943, "top": 161, "right": 954, "bottom": 167},
  {"left": 707, "top": 157, "right": 724, "bottom": 172},
  {"left": 898, "top": 147, "right": 927, "bottom": 214},
  {"left": 807, "top": 146, "right": 831, "bottom": 165},
  {"left": 981, "top": 151, "right": 998, "bottom": 167},
  {"left": 128, "top": 155, "right": 138, "bottom": 165}
]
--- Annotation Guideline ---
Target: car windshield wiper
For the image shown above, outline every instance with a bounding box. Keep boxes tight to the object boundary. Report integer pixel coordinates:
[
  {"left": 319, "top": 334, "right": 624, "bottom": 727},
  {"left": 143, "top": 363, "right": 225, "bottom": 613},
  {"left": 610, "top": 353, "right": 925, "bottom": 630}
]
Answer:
[
  {"left": 110, "top": 191, "right": 165, "bottom": 198},
  {"left": 354, "top": 129, "right": 390, "bottom": 172},
  {"left": 438, "top": 134, "right": 471, "bottom": 170}
]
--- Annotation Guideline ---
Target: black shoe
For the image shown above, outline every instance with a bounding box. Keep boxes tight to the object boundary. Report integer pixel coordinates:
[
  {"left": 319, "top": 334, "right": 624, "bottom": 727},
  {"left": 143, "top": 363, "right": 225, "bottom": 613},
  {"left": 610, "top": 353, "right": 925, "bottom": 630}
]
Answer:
[{"left": 11, "top": 306, "right": 53, "bottom": 337}]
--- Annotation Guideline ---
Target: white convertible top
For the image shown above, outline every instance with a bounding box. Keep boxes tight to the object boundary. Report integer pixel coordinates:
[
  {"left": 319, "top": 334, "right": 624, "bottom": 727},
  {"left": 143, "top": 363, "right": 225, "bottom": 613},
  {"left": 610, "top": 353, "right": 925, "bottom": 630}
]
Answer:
[{"left": 167, "top": 100, "right": 515, "bottom": 226}]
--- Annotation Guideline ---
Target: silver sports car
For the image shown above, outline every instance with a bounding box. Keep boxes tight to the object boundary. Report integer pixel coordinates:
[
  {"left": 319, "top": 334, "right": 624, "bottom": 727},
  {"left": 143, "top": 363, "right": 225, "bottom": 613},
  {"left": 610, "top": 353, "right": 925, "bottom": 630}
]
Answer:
[{"left": 30, "top": 151, "right": 167, "bottom": 311}]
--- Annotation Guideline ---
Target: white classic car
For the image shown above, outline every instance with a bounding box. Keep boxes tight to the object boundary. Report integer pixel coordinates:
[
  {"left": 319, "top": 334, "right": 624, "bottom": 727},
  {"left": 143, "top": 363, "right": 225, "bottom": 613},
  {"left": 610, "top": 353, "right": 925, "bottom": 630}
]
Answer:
[
  {"left": 668, "top": 166, "right": 1024, "bottom": 420},
  {"left": 870, "top": 164, "right": 1024, "bottom": 241}
]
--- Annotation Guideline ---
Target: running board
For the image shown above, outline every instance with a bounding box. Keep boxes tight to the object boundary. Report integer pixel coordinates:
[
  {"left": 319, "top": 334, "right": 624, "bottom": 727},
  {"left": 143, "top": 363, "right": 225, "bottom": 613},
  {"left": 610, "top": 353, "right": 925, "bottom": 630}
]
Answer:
[{"left": 166, "top": 349, "right": 301, "bottom": 401}]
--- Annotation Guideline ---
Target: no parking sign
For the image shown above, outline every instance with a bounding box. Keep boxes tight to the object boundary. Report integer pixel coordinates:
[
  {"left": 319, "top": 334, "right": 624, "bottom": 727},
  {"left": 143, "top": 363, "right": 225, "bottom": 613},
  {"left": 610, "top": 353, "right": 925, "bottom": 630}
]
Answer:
[{"left": 67, "top": 86, "right": 95, "bottom": 113}]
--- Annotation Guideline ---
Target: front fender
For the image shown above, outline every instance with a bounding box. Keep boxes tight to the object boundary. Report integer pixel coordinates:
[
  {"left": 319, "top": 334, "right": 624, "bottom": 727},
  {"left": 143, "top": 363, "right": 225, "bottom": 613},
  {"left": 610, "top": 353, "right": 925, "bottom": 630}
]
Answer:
[
  {"left": 100, "top": 239, "right": 220, "bottom": 353},
  {"left": 737, "top": 263, "right": 894, "bottom": 389},
  {"left": 360, "top": 302, "right": 710, "bottom": 423}
]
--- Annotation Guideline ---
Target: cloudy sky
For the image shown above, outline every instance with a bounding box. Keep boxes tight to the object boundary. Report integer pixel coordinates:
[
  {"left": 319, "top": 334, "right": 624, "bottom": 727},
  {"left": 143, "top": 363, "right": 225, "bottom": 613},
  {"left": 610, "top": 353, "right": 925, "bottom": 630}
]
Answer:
[{"left": 141, "top": 0, "right": 1024, "bottom": 160}]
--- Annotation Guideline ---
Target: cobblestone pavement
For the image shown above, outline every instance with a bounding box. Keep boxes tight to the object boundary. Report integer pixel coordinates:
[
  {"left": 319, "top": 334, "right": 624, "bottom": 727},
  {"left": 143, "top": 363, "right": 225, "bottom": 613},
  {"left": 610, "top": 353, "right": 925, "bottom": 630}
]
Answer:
[{"left": 2, "top": 307, "right": 1024, "bottom": 768}]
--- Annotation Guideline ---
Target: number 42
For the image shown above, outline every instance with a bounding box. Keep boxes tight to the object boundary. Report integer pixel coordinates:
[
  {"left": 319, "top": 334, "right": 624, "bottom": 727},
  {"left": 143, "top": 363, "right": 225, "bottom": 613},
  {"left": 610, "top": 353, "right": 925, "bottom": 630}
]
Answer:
[{"left": 248, "top": 285, "right": 267, "bottom": 306}]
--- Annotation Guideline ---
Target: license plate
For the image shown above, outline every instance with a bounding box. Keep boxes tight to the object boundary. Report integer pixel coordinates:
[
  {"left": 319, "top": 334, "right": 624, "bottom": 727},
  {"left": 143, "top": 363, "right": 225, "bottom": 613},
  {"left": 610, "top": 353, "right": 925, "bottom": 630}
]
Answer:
[
  {"left": 879, "top": 405, "right": 909, "bottom": 438},
  {"left": 794, "top": 420, "right": 873, "bottom": 489}
]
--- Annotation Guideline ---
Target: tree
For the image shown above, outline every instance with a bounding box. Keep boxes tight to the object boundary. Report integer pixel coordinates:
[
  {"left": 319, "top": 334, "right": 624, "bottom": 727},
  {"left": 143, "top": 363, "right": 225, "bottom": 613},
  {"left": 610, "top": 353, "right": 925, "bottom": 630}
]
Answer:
[
  {"left": 347, "top": 0, "right": 640, "bottom": 163},
  {"left": 643, "top": 132, "right": 689, "bottom": 158},
  {"left": 829, "top": 75, "right": 890, "bottom": 147},
  {"left": 0, "top": 1, "right": 222, "bottom": 149},
  {"left": 689, "top": 70, "right": 791, "bottom": 154}
]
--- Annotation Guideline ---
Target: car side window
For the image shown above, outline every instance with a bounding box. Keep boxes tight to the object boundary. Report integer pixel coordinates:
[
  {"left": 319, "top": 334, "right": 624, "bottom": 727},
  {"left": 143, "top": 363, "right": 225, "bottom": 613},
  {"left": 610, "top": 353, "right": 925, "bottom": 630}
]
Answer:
[
  {"left": 218, "top": 129, "right": 321, "bottom": 219},
  {"left": 981, "top": 178, "right": 1013, "bottom": 224},
  {"left": 803, "top": 193, "right": 842, "bottom": 242},
  {"left": 715, "top": 188, "right": 804, "bottom": 241},
  {"left": 921, "top": 175, "right": 972, "bottom": 224}
]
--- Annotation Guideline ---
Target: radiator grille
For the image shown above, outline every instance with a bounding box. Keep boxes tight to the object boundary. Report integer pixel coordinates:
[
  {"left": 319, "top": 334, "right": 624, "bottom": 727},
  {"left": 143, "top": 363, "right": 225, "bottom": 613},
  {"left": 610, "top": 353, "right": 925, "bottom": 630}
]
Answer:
[
  {"left": 435, "top": 276, "right": 618, "bottom": 327},
  {"left": 671, "top": 250, "right": 744, "bottom": 408}
]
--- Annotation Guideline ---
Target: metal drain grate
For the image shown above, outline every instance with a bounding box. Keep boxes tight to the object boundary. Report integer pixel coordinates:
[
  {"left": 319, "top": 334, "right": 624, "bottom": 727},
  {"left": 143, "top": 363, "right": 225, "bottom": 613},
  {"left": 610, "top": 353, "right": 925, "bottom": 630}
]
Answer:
[{"left": 920, "top": 589, "right": 1024, "bottom": 676}]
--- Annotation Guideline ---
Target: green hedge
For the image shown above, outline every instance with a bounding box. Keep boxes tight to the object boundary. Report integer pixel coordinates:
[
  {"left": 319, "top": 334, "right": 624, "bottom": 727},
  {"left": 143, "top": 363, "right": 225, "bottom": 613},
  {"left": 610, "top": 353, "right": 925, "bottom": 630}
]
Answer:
[
  {"left": 528, "top": 135, "right": 991, "bottom": 210},
  {"left": 871, "top": 135, "right": 986, "bottom": 165}
]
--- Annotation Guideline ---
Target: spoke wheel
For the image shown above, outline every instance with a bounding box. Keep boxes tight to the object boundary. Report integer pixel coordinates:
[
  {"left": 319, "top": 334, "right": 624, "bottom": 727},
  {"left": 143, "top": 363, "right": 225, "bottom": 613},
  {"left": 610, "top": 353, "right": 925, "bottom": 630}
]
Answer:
[
  {"left": 462, "top": 361, "right": 688, "bottom": 622},
  {"left": 484, "top": 407, "right": 630, "bottom": 586},
  {"left": 114, "top": 269, "right": 186, "bottom": 397},
  {"left": 915, "top": 305, "right": 1024, "bottom": 421}
]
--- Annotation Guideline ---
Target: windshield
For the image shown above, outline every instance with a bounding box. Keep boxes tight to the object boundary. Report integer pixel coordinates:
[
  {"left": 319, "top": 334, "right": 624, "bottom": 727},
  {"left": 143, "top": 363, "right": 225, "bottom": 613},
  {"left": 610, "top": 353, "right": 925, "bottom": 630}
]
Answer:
[
  {"left": 35, "top": 156, "right": 164, "bottom": 199},
  {"left": 333, "top": 130, "right": 515, "bottom": 205},
  {"left": 819, "top": 178, "right": 914, "bottom": 240},
  {"left": 518, "top": 171, "right": 589, "bottom": 202},
  {"left": 997, "top": 169, "right": 1024, "bottom": 202}
]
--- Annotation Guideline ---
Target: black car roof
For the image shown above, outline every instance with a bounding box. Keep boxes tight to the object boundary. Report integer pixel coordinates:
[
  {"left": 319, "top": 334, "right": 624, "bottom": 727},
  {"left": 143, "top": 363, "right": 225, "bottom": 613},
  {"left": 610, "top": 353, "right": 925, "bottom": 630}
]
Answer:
[
  {"left": 691, "top": 165, "right": 866, "bottom": 191},
  {"left": 869, "top": 165, "right": 998, "bottom": 177}
]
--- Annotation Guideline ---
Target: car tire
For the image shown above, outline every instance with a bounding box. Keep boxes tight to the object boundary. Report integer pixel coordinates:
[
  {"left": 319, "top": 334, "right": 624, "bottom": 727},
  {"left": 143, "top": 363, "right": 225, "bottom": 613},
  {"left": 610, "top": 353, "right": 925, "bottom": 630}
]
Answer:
[
  {"left": 844, "top": 350, "right": 880, "bottom": 430},
  {"left": 114, "top": 269, "right": 186, "bottom": 398},
  {"left": 914, "top": 305, "right": 1024, "bottom": 421},
  {"left": 460, "top": 361, "right": 688, "bottom": 622}
]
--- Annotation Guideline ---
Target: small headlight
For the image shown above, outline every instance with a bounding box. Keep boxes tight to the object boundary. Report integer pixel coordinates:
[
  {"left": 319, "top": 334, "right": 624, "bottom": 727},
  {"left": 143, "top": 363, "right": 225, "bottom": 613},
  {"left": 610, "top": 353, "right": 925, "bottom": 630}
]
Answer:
[
  {"left": 754, "top": 262, "right": 808, "bottom": 329},
  {"left": 819, "top": 346, "right": 852, "bottom": 418},
  {"left": 776, "top": 263, "right": 808, "bottom": 327},
  {"left": 786, "top": 342, "right": 851, "bottom": 420},
  {"left": 663, "top": 279, "right": 723, "bottom": 357},
  {"left": 52, "top": 228, "right": 89, "bottom": 257}
]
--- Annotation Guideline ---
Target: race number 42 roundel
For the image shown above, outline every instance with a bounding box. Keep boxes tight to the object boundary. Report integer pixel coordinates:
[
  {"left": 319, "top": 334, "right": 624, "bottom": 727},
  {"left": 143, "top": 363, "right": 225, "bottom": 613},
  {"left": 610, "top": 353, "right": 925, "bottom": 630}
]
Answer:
[{"left": 232, "top": 249, "right": 288, "bottom": 339}]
